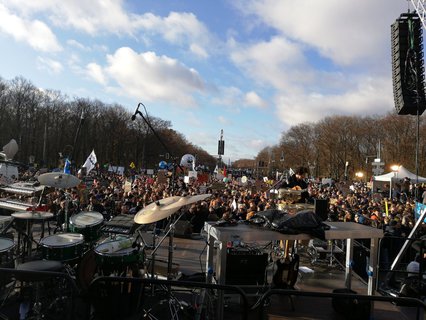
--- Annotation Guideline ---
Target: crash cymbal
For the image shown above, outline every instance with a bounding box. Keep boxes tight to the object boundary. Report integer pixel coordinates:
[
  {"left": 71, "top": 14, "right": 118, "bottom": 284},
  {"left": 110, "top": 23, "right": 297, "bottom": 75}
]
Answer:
[
  {"left": 38, "top": 172, "right": 81, "bottom": 189},
  {"left": 165, "top": 194, "right": 212, "bottom": 211},
  {"left": 11, "top": 211, "right": 54, "bottom": 220},
  {"left": 134, "top": 196, "right": 182, "bottom": 224}
]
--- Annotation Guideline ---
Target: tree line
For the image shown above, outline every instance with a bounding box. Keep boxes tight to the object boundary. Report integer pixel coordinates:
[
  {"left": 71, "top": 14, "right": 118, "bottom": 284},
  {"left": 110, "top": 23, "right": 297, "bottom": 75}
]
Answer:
[
  {"left": 250, "top": 113, "right": 426, "bottom": 181},
  {"left": 2, "top": 75, "right": 425, "bottom": 181},
  {"left": 0, "top": 76, "right": 217, "bottom": 172}
]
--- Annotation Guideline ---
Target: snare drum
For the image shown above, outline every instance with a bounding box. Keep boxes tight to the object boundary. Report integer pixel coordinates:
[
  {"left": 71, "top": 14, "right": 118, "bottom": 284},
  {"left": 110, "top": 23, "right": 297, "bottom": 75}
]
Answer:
[
  {"left": 94, "top": 237, "right": 142, "bottom": 275},
  {"left": 69, "top": 211, "right": 104, "bottom": 242},
  {"left": 40, "top": 233, "right": 84, "bottom": 261},
  {"left": 0, "top": 238, "right": 15, "bottom": 267}
]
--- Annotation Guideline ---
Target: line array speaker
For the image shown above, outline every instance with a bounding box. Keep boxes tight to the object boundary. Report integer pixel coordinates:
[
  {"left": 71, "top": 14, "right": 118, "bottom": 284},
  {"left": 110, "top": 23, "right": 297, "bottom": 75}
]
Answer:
[{"left": 391, "top": 12, "right": 426, "bottom": 115}]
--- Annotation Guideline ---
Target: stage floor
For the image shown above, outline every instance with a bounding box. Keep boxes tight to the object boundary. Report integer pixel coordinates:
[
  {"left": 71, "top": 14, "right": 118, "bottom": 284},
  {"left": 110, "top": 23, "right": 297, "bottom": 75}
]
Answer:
[{"left": 0, "top": 222, "right": 423, "bottom": 319}]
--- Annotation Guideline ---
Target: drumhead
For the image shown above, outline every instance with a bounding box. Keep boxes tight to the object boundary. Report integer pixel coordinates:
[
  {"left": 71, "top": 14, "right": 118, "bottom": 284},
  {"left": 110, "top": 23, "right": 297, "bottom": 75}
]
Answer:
[
  {"left": 95, "top": 240, "right": 134, "bottom": 257},
  {"left": 40, "top": 233, "right": 84, "bottom": 247},
  {"left": 70, "top": 211, "right": 103, "bottom": 227},
  {"left": 0, "top": 238, "right": 15, "bottom": 252}
]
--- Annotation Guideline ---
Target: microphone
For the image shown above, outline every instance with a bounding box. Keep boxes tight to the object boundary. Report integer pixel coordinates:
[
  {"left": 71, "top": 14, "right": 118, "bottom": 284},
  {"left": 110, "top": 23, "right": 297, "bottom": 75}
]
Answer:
[{"left": 131, "top": 103, "right": 141, "bottom": 121}]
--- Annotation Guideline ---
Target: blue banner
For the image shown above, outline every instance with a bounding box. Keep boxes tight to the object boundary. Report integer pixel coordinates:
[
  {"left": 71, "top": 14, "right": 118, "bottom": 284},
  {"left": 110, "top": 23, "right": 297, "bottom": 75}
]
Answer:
[
  {"left": 414, "top": 202, "right": 426, "bottom": 222},
  {"left": 64, "top": 158, "right": 71, "bottom": 174}
]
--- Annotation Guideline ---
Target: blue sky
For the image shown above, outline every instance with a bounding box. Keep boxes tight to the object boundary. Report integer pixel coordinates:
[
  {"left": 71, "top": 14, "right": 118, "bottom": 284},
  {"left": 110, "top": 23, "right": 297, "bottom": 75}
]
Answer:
[{"left": 0, "top": 0, "right": 412, "bottom": 162}]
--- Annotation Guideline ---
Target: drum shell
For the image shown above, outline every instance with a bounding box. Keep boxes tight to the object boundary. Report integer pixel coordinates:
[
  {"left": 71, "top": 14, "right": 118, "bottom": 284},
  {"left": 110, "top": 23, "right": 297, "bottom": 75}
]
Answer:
[
  {"left": 69, "top": 212, "right": 104, "bottom": 243},
  {"left": 40, "top": 233, "right": 85, "bottom": 261},
  {"left": 94, "top": 238, "right": 143, "bottom": 275},
  {"left": 0, "top": 237, "right": 15, "bottom": 268}
]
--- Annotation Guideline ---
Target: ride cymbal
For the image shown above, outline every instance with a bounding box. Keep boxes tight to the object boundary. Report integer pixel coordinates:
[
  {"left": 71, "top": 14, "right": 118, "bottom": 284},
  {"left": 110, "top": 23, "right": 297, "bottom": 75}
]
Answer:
[
  {"left": 38, "top": 172, "right": 81, "bottom": 189},
  {"left": 134, "top": 196, "right": 182, "bottom": 224},
  {"left": 165, "top": 194, "right": 212, "bottom": 211}
]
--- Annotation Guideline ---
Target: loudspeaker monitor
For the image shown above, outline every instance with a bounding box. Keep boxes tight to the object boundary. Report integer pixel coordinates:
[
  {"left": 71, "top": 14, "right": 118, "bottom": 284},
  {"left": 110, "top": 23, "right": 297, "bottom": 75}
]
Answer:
[{"left": 391, "top": 12, "right": 426, "bottom": 115}]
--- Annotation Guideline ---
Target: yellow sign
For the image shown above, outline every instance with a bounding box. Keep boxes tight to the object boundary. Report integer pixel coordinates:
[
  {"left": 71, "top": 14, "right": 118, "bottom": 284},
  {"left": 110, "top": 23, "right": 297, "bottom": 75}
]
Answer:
[{"left": 129, "top": 162, "right": 135, "bottom": 169}]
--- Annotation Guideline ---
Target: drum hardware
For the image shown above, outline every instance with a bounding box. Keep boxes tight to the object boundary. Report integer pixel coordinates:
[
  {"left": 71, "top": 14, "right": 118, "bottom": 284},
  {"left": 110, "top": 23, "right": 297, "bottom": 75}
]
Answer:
[
  {"left": 69, "top": 211, "right": 104, "bottom": 244},
  {"left": 134, "top": 195, "right": 211, "bottom": 281},
  {"left": 11, "top": 210, "right": 54, "bottom": 260},
  {"left": 14, "top": 260, "right": 76, "bottom": 320},
  {"left": 37, "top": 172, "right": 81, "bottom": 232},
  {"left": 39, "top": 233, "right": 85, "bottom": 262}
]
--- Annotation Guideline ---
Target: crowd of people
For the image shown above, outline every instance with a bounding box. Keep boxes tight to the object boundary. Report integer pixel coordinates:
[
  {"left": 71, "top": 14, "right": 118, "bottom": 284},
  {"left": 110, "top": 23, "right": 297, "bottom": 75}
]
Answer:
[{"left": 2, "top": 167, "right": 423, "bottom": 237}]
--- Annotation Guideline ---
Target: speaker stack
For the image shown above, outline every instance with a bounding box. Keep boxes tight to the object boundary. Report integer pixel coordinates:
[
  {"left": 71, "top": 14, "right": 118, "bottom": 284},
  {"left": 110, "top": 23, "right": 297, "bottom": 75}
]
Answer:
[{"left": 391, "top": 12, "right": 426, "bottom": 116}]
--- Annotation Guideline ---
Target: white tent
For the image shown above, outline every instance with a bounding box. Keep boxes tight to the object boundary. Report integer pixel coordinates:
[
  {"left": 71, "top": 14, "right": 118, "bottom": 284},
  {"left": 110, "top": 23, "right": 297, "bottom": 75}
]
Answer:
[{"left": 373, "top": 165, "right": 426, "bottom": 183}]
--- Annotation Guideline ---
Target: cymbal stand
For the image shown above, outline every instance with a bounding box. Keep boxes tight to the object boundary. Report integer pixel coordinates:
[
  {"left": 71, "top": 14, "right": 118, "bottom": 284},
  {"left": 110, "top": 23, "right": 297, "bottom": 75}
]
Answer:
[
  {"left": 150, "top": 210, "right": 185, "bottom": 280},
  {"left": 147, "top": 210, "right": 188, "bottom": 320},
  {"left": 63, "top": 192, "right": 71, "bottom": 232}
]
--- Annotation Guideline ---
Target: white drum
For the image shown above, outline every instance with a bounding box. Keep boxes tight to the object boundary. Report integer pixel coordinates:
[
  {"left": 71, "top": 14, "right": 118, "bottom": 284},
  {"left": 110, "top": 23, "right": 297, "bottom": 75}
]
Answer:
[
  {"left": 40, "top": 233, "right": 84, "bottom": 261},
  {"left": 69, "top": 211, "right": 104, "bottom": 242}
]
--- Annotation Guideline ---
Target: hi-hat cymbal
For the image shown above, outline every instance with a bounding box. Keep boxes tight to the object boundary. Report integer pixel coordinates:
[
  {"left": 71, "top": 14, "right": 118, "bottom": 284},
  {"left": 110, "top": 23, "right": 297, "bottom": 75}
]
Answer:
[
  {"left": 134, "top": 196, "right": 182, "bottom": 224},
  {"left": 165, "top": 194, "right": 212, "bottom": 211},
  {"left": 38, "top": 172, "right": 81, "bottom": 189}
]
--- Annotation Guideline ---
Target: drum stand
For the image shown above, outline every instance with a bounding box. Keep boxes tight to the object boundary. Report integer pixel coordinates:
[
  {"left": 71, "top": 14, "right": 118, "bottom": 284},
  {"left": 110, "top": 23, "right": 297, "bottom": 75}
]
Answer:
[{"left": 145, "top": 211, "right": 188, "bottom": 319}]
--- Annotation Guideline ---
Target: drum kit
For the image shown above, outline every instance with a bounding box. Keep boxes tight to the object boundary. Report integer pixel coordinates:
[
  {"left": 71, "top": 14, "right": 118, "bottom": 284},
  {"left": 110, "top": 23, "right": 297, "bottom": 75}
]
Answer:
[{"left": 0, "top": 171, "right": 212, "bottom": 319}]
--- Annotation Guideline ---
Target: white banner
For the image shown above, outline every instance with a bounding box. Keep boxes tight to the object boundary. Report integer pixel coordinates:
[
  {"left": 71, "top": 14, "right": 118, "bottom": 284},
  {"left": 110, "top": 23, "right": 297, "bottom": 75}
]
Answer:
[{"left": 82, "top": 150, "right": 97, "bottom": 174}]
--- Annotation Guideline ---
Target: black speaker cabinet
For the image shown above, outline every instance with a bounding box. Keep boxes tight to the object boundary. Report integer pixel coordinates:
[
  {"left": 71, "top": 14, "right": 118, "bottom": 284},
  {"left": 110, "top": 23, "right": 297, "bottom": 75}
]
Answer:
[
  {"left": 225, "top": 250, "right": 268, "bottom": 285},
  {"left": 314, "top": 198, "right": 329, "bottom": 221}
]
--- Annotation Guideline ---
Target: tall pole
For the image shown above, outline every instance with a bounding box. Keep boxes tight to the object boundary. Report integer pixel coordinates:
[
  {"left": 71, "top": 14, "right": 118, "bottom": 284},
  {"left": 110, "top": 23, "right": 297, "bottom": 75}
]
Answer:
[
  {"left": 42, "top": 123, "right": 47, "bottom": 166},
  {"left": 415, "top": 108, "right": 420, "bottom": 199}
]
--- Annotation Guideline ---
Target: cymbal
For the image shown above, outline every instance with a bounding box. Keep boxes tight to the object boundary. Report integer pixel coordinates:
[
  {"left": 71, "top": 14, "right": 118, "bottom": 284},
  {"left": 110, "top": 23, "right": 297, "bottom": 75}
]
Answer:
[
  {"left": 11, "top": 211, "right": 54, "bottom": 220},
  {"left": 38, "top": 172, "right": 81, "bottom": 189},
  {"left": 165, "top": 194, "right": 212, "bottom": 211},
  {"left": 134, "top": 196, "right": 182, "bottom": 224}
]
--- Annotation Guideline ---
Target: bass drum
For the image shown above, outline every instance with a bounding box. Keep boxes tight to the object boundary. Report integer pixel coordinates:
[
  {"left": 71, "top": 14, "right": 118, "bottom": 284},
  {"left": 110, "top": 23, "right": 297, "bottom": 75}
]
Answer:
[
  {"left": 94, "top": 237, "right": 143, "bottom": 276},
  {"left": 77, "top": 237, "right": 143, "bottom": 293}
]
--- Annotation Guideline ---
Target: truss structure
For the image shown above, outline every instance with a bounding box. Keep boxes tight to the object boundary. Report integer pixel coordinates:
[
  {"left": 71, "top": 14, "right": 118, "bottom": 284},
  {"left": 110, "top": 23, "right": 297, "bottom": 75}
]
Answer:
[{"left": 411, "top": 0, "right": 426, "bottom": 29}]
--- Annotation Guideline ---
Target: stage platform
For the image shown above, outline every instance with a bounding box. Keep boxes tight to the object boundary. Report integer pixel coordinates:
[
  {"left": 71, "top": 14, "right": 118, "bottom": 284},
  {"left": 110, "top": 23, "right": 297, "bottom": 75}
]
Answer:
[{"left": 0, "top": 218, "right": 423, "bottom": 319}]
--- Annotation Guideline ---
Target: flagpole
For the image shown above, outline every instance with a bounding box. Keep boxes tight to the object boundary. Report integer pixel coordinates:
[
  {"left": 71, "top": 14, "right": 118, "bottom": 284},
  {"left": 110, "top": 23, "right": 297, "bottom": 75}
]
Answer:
[{"left": 71, "top": 110, "right": 85, "bottom": 174}]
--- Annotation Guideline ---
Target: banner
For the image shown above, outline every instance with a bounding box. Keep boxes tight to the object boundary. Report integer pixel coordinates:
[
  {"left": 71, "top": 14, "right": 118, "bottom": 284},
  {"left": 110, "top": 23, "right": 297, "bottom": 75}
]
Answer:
[
  {"left": 415, "top": 202, "right": 426, "bottom": 222},
  {"left": 82, "top": 150, "right": 97, "bottom": 174},
  {"left": 63, "top": 158, "right": 71, "bottom": 174}
]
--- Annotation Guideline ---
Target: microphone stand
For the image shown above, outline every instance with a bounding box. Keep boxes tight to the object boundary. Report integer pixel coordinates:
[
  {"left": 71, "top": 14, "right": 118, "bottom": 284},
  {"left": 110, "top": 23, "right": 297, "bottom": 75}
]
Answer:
[{"left": 132, "top": 103, "right": 185, "bottom": 193}]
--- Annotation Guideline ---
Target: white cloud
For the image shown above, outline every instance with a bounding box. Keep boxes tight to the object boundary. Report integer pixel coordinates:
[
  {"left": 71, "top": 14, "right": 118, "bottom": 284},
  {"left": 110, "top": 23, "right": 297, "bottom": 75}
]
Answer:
[
  {"left": 229, "top": 0, "right": 406, "bottom": 129},
  {"left": 0, "top": 3, "right": 61, "bottom": 52},
  {"left": 36, "top": 56, "right": 63, "bottom": 74},
  {"left": 67, "top": 39, "right": 88, "bottom": 51},
  {"left": 235, "top": 0, "right": 407, "bottom": 66},
  {"left": 213, "top": 86, "right": 267, "bottom": 110},
  {"left": 190, "top": 43, "right": 209, "bottom": 59},
  {"left": 275, "top": 76, "right": 394, "bottom": 126},
  {"left": 244, "top": 91, "right": 267, "bottom": 109},
  {"left": 230, "top": 36, "right": 311, "bottom": 92},
  {"left": 2, "top": 2, "right": 216, "bottom": 56},
  {"left": 86, "top": 62, "right": 107, "bottom": 85},
  {"left": 217, "top": 116, "right": 231, "bottom": 125},
  {"left": 134, "top": 11, "right": 217, "bottom": 57},
  {"left": 103, "top": 47, "right": 205, "bottom": 106}
]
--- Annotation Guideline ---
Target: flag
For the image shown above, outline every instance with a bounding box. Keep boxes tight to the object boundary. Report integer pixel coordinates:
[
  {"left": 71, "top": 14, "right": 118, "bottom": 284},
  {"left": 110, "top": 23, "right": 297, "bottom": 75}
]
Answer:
[
  {"left": 63, "top": 158, "right": 71, "bottom": 174},
  {"left": 223, "top": 166, "right": 227, "bottom": 177},
  {"left": 82, "top": 150, "right": 97, "bottom": 174}
]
